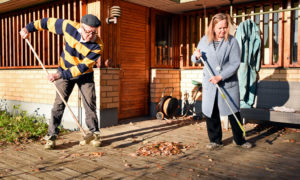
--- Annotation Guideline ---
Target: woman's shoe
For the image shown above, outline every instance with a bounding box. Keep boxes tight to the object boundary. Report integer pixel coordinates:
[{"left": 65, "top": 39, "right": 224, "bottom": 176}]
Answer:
[
  {"left": 233, "top": 140, "right": 253, "bottom": 149},
  {"left": 206, "top": 142, "right": 223, "bottom": 150}
]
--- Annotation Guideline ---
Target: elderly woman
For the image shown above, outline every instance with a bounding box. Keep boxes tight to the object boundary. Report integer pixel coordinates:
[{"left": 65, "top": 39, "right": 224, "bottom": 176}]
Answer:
[{"left": 191, "top": 13, "right": 252, "bottom": 150}]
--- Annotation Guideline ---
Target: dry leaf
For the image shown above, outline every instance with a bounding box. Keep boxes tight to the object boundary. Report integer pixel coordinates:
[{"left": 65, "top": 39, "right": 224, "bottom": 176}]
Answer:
[
  {"left": 208, "top": 158, "right": 213, "bottom": 162},
  {"left": 265, "top": 167, "right": 275, "bottom": 172},
  {"left": 157, "top": 164, "right": 163, "bottom": 169},
  {"left": 189, "top": 168, "right": 194, "bottom": 172},
  {"left": 289, "top": 139, "right": 296, "bottom": 143},
  {"left": 71, "top": 153, "right": 81, "bottom": 158},
  {"left": 273, "top": 153, "right": 282, "bottom": 157},
  {"left": 124, "top": 163, "right": 132, "bottom": 168},
  {"left": 38, "top": 157, "right": 43, "bottom": 160},
  {"left": 59, "top": 154, "right": 70, "bottom": 159},
  {"left": 5, "top": 169, "right": 12, "bottom": 172},
  {"left": 89, "top": 152, "right": 104, "bottom": 157},
  {"left": 129, "top": 153, "right": 137, "bottom": 157}
]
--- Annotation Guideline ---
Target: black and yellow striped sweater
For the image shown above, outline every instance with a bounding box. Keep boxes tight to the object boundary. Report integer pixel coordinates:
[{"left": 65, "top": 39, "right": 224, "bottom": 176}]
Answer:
[{"left": 26, "top": 18, "right": 103, "bottom": 79}]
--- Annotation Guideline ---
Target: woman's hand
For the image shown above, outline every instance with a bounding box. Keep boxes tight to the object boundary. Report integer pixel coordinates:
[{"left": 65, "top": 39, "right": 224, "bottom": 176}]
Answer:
[
  {"left": 194, "top": 49, "right": 201, "bottom": 60},
  {"left": 209, "top": 75, "right": 222, "bottom": 85}
]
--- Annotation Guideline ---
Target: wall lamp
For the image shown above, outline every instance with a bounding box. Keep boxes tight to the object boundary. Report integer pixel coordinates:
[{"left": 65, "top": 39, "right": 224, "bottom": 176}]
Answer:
[{"left": 106, "top": 6, "right": 121, "bottom": 24}]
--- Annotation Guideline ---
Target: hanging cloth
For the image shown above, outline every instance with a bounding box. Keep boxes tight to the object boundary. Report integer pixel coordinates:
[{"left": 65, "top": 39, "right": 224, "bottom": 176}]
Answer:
[{"left": 236, "top": 19, "right": 261, "bottom": 108}]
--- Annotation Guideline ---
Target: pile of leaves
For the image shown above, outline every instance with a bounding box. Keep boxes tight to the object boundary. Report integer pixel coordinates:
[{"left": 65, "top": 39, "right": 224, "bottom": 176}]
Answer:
[{"left": 136, "top": 141, "right": 191, "bottom": 157}]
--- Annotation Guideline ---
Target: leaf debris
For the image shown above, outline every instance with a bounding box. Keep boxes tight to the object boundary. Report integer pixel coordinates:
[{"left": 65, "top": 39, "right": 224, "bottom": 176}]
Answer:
[{"left": 136, "top": 141, "right": 192, "bottom": 157}]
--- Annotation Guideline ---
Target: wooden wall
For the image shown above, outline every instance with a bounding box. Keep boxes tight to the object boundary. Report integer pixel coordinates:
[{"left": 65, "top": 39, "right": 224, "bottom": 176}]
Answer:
[{"left": 0, "top": 0, "right": 85, "bottom": 69}]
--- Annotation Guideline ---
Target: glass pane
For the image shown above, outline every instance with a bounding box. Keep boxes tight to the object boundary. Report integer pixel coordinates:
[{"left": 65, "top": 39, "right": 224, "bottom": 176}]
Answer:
[
  {"left": 196, "top": 15, "right": 200, "bottom": 43},
  {"left": 292, "top": 1, "right": 298, "bottom": 63},
  {"left": 254, "top": 6, "right": 260, "bottom": 27},
  {"left": 263, "top": 5, "right": 270, "bottom": 64},
  {"left": 237, "top": 9, "right": 243, "bottom": 25},
  {"left": 273, "top": 4, "right": 279, "bottom": 63},
  {"left": 246, "top": 8, "right": 252, "bottom": 17},
  {"left": 155, "top": 15, "right": 173, "bottom": 65},
  {"left": 190, "top": 15, "right": 194, "bottom": 55}
]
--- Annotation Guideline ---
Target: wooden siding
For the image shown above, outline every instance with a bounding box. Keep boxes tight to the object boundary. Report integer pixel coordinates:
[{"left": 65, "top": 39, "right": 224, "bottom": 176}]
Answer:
[
  {"left": 0, "top": 0, "right": 51, "bottom": 14},
  {"left": 118, "top": 0, "right": 149, "bottom": 119}
]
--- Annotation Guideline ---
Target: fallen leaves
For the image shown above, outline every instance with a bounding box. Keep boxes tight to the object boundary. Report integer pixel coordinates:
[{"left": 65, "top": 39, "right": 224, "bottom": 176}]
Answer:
[
  {"left": 156, "top": 164, "right": 163, "bottom": 169},
  {"left": 70, "top": 153, "right": 81, "bottom": 158},
  {"left": 124, "top": 163, "right": 132, "bottom": 168},
  {"left": 136, "top": 141, "right": 192, "bottom": 157},
  {"left": 282, "top": 139, "right": 297, "bottom": 143},
  {"left": 89, "top": 152, "right": 104, "bottom": 157},
  {"left": 59, "top": 152, "right": 104, "bottom": 159},
  {"left": 289, "top": 139, "right": 296, "bottom": 143},
  {"left": 31, "top": 168, "right": 40, "bottom": 172},
  {"left": 265, "top": 167, "right": 275, "bottom": 172}
]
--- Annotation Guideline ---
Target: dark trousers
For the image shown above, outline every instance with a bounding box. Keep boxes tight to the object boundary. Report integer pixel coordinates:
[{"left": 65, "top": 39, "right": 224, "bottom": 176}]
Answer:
[
  {"left": 48, "top": 72, "right": 99, "bottom": 136},
  {"left": 206, "top": 97, "right": 246, "bottom": 145}
]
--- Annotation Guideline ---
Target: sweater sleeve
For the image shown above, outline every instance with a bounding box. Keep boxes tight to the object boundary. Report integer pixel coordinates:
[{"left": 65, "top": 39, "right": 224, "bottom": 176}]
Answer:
[
  {"left": 26, "top": 18, "right": 69, "bottom": 35},
  {"left": 191, "top": 37, "right": 205, "bottom": 64}
]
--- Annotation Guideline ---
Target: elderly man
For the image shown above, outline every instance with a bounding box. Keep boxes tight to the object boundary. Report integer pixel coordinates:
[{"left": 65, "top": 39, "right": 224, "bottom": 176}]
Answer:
[{"left": 20, "top": 14, "right": 103, "bottom": 149}]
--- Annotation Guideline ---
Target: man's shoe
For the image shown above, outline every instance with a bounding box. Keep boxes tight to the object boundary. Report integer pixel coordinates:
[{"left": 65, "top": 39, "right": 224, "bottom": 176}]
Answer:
[
  {"left": 79, "top": 133, "right": 94, "bottom": 146},
  {"left": 206, "top": 142, "right": 223, "bottom": 150},
  {"left": 79, "top": 132, "right": 101, "bottom": 147},
  {"left": 44, "top": 135, "right": 57, "bottom": 150},
  {"left": 90, "top": 132, "right": 101, "bottom": 147}
]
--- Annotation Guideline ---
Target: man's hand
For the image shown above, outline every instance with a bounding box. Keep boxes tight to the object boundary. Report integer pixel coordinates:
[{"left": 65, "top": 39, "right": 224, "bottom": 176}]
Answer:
[
  {"left": 47, "top": 73, "right": 61, "bottom": 82},
  {"left": 19, "top": 28, "right": 29, "bottom": 39},
  {"left": 209, "top": 75, "right": 222, "bottom": 85}
]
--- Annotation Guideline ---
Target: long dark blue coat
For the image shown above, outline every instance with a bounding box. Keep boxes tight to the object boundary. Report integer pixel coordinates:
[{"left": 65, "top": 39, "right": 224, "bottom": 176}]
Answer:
[{"left": 191, "top": 35, "right": 241, "bottom": 118}]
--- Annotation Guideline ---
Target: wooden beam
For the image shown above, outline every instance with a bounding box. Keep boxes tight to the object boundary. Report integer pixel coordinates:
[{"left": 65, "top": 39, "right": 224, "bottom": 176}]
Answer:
[
  {"left": 0, "top": 18, "right": 3, "bottom": 66},
  {"left": 297, "top": 0, "right": 300, "bottom": 66},
  {"left": 283, "top": 0, "right": 292, "bottom": 67},
  {"left": 269, "top": 5, "right": 273, "bottom": 65},
  {"left": 5, "top": 17, "right": 8, "bottom": 67}
]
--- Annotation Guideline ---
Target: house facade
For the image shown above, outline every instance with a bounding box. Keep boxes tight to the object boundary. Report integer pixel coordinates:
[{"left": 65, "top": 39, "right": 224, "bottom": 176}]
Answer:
[{"left": 0, "top": 0, "right": 299, "bottom": 129}]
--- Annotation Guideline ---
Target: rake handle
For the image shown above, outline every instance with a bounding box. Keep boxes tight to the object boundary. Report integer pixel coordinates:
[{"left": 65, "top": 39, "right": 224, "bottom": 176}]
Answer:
[{"left": 25, "top": 39, "right": 86, "bottom": 137}]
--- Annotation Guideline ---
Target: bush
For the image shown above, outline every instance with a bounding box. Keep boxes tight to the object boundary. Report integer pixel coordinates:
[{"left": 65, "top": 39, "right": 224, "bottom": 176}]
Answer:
[{"left": 0, "top": 104, "right": 48, "bottom": 145}]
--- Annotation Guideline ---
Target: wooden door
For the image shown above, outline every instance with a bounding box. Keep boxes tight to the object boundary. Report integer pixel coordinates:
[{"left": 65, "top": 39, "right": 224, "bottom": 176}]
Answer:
[{"left": 119, "top": 1, "right": 150, "bottom": 119}]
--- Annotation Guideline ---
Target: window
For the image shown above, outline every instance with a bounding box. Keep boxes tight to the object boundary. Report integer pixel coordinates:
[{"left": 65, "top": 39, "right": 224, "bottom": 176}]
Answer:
[
  {"left": 273, "top": 4, "right": 280, "bottom": 64},
  {"left": 254, "top": 6, "right": 260, "bottom": 27},
  {"left": 291, "top": 0, "right": 299, "bottom": 64},
  {"left": 155, "top": 15, "right": 173, "bottom": 66},
  {"left": 263, "top": 5, "right": 270, "bottom": 65}
]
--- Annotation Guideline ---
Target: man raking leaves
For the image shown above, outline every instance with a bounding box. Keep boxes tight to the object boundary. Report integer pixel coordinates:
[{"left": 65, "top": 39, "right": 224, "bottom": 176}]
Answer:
[{"left": 20, "top": 14, "right": 103, "bottom": 149}]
